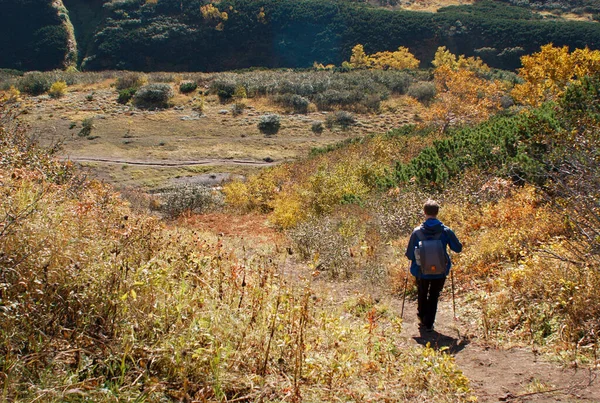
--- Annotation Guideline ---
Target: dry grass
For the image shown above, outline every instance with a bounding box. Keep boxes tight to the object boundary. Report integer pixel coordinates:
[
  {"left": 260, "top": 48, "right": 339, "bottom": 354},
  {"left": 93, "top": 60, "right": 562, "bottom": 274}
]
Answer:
[
  {"left": 19, "top": 81, "right": 417, "bottom": 190},
  {"left": 401, "top": 0, "right": 474, "bottom": 13},
  {"left": 0, "top": 104, "right": 476, "bottom": 402}
]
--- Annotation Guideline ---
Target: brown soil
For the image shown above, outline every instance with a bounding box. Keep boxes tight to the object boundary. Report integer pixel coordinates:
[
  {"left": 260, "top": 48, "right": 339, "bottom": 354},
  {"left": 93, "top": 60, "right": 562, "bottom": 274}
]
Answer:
[
  {"left": 187, "top": 209, "right": 600, "bottom": 403},
  {"left": 65, "top": 156, "right": 279, "bottom": 167},
  {"left": 398, "top": 298, "right": 600, "bottom": 402}
]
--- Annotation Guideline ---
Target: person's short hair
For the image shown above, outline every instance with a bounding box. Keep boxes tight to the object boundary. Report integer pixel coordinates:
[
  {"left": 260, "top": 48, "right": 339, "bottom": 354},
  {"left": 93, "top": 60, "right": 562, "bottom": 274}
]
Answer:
[{"left": 424, "top": 199, "right": 439, "bottom": 217}]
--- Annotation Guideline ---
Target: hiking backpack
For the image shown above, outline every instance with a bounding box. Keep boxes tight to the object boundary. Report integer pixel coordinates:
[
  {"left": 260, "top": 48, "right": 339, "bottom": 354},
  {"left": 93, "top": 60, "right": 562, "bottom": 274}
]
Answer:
[{"left": 414, "top": 229, "right": 448, "bottom": 276}]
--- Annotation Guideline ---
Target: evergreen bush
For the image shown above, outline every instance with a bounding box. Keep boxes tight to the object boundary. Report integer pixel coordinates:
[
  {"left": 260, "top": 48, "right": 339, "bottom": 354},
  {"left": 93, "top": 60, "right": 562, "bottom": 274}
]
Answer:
[
  {"left": 407, "top": 81, "right": 437, "bottom": 104},
  {"left": 117, "top": 88, "right": 137, "bottom": 104},
  {"left": 179, "top": 81, "right": 198, "bottom": 94},
  {"left": 133, "top": 83, "right": 174, "bottom": 109},
  {"left": 326, "top": 111, "right": 356, "bottom": 130},
  {"left": 275, "top": 93, "right": 310, "bottom": 113},
  {"left": 311, "top": 120, "right": 324, "bottom": 134},
  {"left": 258, "top": 114, "right": 281, "bottom": 135},
  {"left": 78, "top": 118, "right": 94, "bottom": 138},
  {"left": 211, "top": 79, "right": 236, "bottom": 102},
  {"left": 17, "top": 72, "right": 52, "bottom": 96}
]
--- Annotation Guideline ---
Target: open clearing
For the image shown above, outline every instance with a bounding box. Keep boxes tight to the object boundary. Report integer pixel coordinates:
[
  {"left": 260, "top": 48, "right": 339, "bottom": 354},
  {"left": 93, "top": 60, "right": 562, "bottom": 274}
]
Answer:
[{"left": 21, "top": 83, "right": 417, "bottom": 189}]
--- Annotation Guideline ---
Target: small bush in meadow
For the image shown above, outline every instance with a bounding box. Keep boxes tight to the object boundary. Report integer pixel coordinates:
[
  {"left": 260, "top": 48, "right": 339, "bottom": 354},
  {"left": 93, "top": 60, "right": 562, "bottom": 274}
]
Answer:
[
  {"left": 78, "top": 118, "right": 94, "bottom": 137},
  {"left": 311, "top": 120, "right": 324, "bottom": 134},
  {"left": 17, "top": 72, "right": 52, "bottom": 95},
  {"left": 179, "top": 81, "right": 198, "bottom": 94},
  {"left": 133, "top": 83, "right": 173, "bottom": 109},
  {"left": 231, "top": 101, "right": 246, "bottom": 116},
  {"left": 326, "top": 110, "right": 356, "bottom": 130},
  {"left": 161, "top": 185, "right": 223, "bottom": 218},
  {"left": 191, "top": 96, "right": 205, "bottom": 113},
  {"left": 407, "top": 81, "right": 437, "bottom": 104},
  {"left": 117, "top": 88, "right": 137, "bottom": 104},
  {"left": 258, "top": 113, "right": 281, "bottom": 135},
  {"left": 233, "top": 85, "right": 247, "bottom": 99},
  {"left": 48, "top": 81, "right": 67, "bottom": 99},
  {"left": 275, "top": 93, "right": 310, "bottom": 113},
  {"left": 211, "top": 79, "right": 236, "bottom": 102},
  {"left": 115, "top": 72, "right": 148, "bottom": 90},
  {"left": 3, "top": 86, "right": 21, "bottom": 103}
]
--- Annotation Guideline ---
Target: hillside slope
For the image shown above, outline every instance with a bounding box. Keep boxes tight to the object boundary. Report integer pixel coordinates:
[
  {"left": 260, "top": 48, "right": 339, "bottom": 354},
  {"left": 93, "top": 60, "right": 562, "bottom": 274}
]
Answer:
[
  {"left": 0, "top": 0, "right": 75, "bottom": 71},
  {"left": 3, "top": 0, "right": 600, "bottom": 71}
]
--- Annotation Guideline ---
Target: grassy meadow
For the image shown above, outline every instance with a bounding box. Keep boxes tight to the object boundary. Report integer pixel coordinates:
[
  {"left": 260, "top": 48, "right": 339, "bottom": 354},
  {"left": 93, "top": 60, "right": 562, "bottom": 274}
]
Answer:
[{"left": 2, "top": 44, "right": 600, "bottom": 401}]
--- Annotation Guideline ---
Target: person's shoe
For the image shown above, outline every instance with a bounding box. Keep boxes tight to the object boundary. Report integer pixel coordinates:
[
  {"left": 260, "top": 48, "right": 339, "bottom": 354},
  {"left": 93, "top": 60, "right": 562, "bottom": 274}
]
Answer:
[
  {"left": 425, "top": 325, "right": 434, "bottom": 333},
  {"left": 417, "top": 315, "right": 424, "bottom": 325}
]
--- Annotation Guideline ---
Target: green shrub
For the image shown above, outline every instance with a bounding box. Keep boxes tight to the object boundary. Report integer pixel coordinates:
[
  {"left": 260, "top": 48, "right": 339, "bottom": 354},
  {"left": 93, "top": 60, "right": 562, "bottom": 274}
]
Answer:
[
  {"left": 17, "top": 72, "right": 52, "bottom": 95},
  {"left": 231, "top": 102, "right": 246, "bottom": 116},
  {"left": 275, "top": 93, "right": 310, "bottom": 113},
  {"left": 311, "top": 120, "right": 324, "bottom": 134},
  {"left": 161, "top": 185, "right": 223, "bottom": 218},
  {"left": 407, "top": 81, "right": 436, "bottom": 104},
  {"left": 211, "top": 79, "right": 236, "bottom": 102},
  {"left": 326, "top": 111, "right": 356, "bottom": 130},
  {"left": 48, "top": 81, "right": 67, "bottom": 99},
  {"left": 258, "top": 114, "right": 281, "bottom": 135},
  {"left": 117, "top": 88, "right": 137, "bottom": 104},
  {"left": 133, "top": 83, "right": 173, "bottom": 109},
  {"left": 179, "top": 81, "right": 198, "bottom": 94},
  {"left": 78, "top": 118, "right": 94, "bottom": 137},
  {"left": 115, "top": 72, "right": 147, "bottom": 91}
]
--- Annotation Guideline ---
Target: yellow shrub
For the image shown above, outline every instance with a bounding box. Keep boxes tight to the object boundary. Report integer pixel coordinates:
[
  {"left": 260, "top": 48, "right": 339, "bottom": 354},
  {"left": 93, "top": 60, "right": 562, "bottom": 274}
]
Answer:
[
  {"left": 453, "top": 186, "right": 568, "bottom": 277},
  {"left": 512, "top": 44, "right": 600, "bottom": 106},
  {"left": 222, "top": 179, "right": 251, "bottom": 211},
  {"left": 424, "top": 65, "right": 505, "bottom": 128},
  {"left": 48, "top": 81, "right": 67, "bottom": 98},
  {"left": 1, "top": 86, "right": 21, "bottom": 103},
  {"left": 369, "top": 46, "right": 420, "bottom": 70},
  {"left": 270, "top": 190, "right": 306, "bottom": 229}
]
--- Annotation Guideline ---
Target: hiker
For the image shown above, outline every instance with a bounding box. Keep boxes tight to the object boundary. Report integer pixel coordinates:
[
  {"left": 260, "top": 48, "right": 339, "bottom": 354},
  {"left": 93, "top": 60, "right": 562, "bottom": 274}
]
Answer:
[{"left": 405, "top": 200, "right": 462, "bottom": 332}]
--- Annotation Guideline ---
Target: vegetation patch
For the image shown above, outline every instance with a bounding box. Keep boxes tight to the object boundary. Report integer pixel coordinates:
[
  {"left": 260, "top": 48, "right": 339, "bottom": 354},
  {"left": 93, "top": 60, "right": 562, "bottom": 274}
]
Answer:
[
  {"left": 0, "top": 102, "right": 475, "bottom": 403},
  {"left": 133, "top": 83, "right": 174, "bottom": 109}
]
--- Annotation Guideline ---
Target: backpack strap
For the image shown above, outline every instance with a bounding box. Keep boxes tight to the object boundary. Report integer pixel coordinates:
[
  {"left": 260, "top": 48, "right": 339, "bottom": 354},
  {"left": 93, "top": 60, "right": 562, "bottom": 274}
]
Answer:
[{"left": 415, "top": 228, "right": 443, "bottom": 241}]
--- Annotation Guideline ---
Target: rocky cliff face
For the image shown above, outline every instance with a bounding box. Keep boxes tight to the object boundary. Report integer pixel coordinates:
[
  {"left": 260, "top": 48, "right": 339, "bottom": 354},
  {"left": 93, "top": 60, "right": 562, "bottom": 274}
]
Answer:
[
  {"left": 51, "top": 0, "right": 78, "bottom": 68},
  {"left": 0, "top": 0, "right": 71, "bottom": 71}
]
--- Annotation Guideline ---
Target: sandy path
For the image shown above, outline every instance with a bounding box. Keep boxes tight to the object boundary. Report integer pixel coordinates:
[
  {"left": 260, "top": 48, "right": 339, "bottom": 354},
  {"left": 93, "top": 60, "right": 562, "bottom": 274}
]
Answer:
[
  {"left": 182, "top": 216, "right": 600, "bottom": 403},
  {"left": 394, "top": 296, "right": 600, "bottom": 402},
  {"left": 63, "top": 156, "right": 280, "bottom": 167}
]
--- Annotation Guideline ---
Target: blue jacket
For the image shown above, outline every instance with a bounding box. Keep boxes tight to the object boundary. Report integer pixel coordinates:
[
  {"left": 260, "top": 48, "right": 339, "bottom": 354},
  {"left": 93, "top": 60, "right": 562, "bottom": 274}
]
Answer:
[{"left": 405, "top": 218, "right": 463, "bottom": 279}]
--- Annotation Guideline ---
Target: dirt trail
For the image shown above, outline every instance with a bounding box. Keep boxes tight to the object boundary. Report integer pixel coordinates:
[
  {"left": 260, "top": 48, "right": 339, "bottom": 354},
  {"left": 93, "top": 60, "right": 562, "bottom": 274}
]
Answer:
[
  {"left": 304, "top": 274, "right": 599, "bottom": 403},
  {"left": 393, "top": 296, "right": 600, "bottom": 402},
  {"left": 64, "top": 156, "right": 280, "bottom": 167},
  {"left": 186, "top": 216, "right": 600, "bottom": 402}
]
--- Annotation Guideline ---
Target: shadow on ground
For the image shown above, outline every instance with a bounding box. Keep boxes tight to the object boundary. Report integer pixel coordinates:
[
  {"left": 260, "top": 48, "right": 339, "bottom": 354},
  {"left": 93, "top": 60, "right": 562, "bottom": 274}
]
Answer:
[{"left": 413, "top": 328, "right": 470, "bottom": 354}]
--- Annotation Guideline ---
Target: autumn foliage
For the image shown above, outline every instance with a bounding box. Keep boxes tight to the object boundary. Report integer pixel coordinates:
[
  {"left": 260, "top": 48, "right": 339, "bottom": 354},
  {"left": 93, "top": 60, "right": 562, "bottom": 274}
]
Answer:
[
  {"left": 346, "top": 44, "right": 420, "bottom": 70},
  {"left": 512, "top": 44, "right": 600, "bottom": 106},
  {"left": 0, "top": 102, "right": 474, "bottom": 402},
  {"left": 416, "top": 47, "right": 507, "bottom": 129}
]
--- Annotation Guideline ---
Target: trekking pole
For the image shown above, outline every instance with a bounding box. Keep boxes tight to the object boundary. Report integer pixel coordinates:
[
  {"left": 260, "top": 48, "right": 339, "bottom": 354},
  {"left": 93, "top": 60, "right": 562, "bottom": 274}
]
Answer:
[
  {"left": 400, "top": 263, "right": 410, "bottom": 320},
  {"left": 451, "top": 268, "right": 461, "bottom": 340},
  {"left": 451, "top": 269, "right": 457, "bottom": 319}
]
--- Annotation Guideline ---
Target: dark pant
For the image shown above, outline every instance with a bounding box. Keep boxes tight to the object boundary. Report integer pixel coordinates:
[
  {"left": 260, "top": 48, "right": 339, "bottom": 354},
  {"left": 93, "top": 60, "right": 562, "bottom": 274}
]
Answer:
[{"left": 416, "top": 277, "right": 446, "bottom": 328}]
